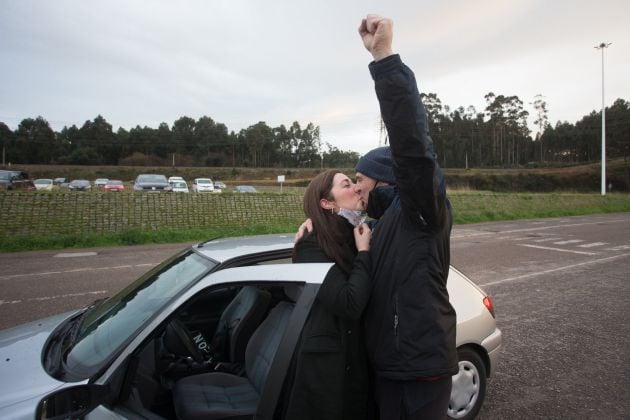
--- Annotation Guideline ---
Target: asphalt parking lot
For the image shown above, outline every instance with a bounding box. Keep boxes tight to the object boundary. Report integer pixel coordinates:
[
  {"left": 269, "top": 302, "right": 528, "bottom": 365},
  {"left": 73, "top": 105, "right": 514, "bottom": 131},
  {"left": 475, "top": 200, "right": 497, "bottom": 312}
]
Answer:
[
  {"left": 1, "top": 213, "right": 629, "bottom": 418},
  {"left": 450, "top": 214, "right": 630, "bottom": 419}
]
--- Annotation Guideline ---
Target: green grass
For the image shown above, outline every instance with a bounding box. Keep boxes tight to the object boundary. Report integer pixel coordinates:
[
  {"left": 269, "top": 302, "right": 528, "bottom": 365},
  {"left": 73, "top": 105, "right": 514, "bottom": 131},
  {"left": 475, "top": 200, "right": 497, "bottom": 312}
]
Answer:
[
  {"left": 448, "top": 192, "right": 630, "bottom": 224},
  {"left": 0, "top": 222, "right": 298, "bottom": 253},
  {"left": 1, "top": 192, "right": 628, "bottom": 253}
]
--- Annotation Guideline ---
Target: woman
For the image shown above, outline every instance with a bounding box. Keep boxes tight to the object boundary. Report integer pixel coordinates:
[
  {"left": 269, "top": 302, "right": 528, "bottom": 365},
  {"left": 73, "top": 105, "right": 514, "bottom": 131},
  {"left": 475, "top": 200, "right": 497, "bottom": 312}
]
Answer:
[{"left": 285, "top": 169, "right": 372, "bottom": 420}]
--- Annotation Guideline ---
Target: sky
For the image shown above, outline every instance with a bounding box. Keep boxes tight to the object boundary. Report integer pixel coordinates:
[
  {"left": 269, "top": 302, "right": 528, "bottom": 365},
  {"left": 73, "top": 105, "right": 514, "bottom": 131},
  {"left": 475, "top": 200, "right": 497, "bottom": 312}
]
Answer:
[{"left": 1, "top": 0, "right": 629, "bottom": 155}]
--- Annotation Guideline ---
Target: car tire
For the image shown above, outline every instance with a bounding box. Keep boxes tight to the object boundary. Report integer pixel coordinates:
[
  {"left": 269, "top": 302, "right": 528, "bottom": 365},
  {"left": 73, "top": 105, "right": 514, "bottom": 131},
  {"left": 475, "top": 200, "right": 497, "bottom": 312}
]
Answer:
[{"left": 448, "top": 347, "right": 487, "bottom": 420}]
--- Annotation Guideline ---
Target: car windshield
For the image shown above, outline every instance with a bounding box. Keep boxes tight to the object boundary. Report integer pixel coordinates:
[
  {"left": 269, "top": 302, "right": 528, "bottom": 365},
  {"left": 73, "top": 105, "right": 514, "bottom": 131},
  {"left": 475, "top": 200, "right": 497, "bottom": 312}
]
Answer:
[
  {"left": 173, "top": 182, "right": 187, "bottom": 188},
  {"left": 63, "top": 250, "right": 215, "bottom": 378},
  {"left": 36, "top": 179, "right": 52, "bottom": 185},
  {"left": 71, "top": 180, "right": 90, "bottom": 186},
  {"left": 138, "top": 175, "right": 166, "bottom": 183},
  {"left": 198, "top": 179, "right": 212, "bottom": 185},
  {"left": 108, "top": 180, "right": 123, "bottom": 185},
  {"left": 237, "top": 186, "right": 256, "bottom": 192}
]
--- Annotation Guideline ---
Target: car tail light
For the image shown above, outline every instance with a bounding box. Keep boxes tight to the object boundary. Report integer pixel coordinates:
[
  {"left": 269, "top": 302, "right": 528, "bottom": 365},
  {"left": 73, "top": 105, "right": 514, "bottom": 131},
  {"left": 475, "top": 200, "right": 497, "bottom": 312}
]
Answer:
[{"left": 483, "top": 296, "right": 495, "bottom": 318}]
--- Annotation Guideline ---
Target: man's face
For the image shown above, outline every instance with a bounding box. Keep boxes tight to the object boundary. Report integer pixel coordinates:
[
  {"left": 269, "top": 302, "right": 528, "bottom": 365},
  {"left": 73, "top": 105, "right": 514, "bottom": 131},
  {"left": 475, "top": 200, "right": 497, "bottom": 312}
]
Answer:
[{"left": 354, "top": 171, "right": 377, "bottom": 209}]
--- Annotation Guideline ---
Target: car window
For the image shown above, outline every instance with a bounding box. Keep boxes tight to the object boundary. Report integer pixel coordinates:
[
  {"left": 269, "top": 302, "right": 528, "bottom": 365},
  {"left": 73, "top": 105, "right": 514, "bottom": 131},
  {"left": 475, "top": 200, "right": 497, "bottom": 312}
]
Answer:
[
  {"left": 63, "top": 251, "right": 215, "bottom": 378},
  {"left": 138, "top": 175, "right": 166, "bottom": 182},
  {"left": 116, "top": 280, "right": 312, "bottom": 419}
]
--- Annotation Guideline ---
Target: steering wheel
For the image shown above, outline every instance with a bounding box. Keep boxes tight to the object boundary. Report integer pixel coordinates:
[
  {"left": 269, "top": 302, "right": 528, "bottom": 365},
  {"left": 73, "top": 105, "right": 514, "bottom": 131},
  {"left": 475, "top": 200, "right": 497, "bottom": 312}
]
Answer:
[{"left": 167, "top": 319, "right": 207, "bottom": 363}]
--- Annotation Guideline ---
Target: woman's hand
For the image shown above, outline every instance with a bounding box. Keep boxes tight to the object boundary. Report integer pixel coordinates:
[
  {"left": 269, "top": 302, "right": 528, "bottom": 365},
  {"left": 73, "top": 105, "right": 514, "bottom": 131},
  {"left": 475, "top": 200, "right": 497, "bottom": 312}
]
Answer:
[
  {"left": 353, "top": 223, "right": 372, "bottom": 252},
  {"left": 294, "top": 218, "right": 313, "bottom": 242}
]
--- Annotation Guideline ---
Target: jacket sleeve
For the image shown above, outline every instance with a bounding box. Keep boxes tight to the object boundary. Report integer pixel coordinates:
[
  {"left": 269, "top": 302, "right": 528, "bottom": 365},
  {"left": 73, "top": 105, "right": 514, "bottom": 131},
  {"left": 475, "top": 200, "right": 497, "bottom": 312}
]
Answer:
[
  {"left": 316, "top": 251, "right": 372, "bottom": 321},
  {"left": 294, "top": 238, "right": 372, "bottom": 321},
  {"left": 369, "top": 54, "right": 449, "bottom": 231}
]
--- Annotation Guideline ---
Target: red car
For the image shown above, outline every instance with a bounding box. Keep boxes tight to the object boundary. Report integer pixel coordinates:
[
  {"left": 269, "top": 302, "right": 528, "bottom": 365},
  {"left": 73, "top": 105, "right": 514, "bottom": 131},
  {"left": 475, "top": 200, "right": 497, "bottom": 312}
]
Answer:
[{"left": 104, "top": 180, "right": 125, "bottom": 192}]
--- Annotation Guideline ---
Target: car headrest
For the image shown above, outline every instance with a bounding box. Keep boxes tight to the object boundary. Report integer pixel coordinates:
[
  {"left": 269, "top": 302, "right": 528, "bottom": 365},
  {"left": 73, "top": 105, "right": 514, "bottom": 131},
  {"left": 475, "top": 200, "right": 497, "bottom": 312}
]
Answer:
[{"left": 283, "top": 285, "right": 303, "bottom": 302}]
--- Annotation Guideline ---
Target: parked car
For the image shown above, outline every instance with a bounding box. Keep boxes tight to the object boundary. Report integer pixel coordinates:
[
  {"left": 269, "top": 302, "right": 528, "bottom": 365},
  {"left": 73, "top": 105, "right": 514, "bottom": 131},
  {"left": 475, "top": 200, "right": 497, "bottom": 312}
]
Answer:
[
  {"left": 67, "top": 179, "right": 92, "bottom": 191},
  {"left": 53, "top": 177, "right": 66, "bottom": 185},
  {"left": 133, "top": 174, "right": 171, "bottom": 192},
  {"left": 213, "top": 181, "right": 226, "bottom": 190},
  {"left": 0, "top": 170, "right": 35, "bottom": 191},
  {"left": 192, "top": 178, "right": 215, "bottom": 192},
  {"left": 103, "top": 180, "right": 125, "bottom": 192},
  {"left": 170, "top": 180, "right": 189, "bottom": 193},
  {"left": 33, "top": 179, "right": 54, "bottom": 191},
  {"left": 0, "top": 234, "right": 500, "bottom": 420},
  {"left": 94, "top": 178, "right": 109, "bottom": 189},
  {"left": 234, "top": 185, "right": 258, "bottom": 193},
  {"left": 168, "top": 176, "right": 186, "bottom": 184}
]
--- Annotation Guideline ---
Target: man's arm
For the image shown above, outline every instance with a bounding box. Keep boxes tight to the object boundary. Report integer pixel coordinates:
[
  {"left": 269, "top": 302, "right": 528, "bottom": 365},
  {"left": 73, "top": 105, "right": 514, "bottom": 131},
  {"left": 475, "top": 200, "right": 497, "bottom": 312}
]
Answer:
[{"left": 359, "top": 15, "right": 447, "bottom": 230}]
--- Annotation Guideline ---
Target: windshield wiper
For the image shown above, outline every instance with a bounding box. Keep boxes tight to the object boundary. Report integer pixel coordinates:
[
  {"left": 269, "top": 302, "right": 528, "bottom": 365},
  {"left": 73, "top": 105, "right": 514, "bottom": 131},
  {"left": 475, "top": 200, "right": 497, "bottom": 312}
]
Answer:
[{"left": 43, "top": 309, "right": 88, "bottom": 377}]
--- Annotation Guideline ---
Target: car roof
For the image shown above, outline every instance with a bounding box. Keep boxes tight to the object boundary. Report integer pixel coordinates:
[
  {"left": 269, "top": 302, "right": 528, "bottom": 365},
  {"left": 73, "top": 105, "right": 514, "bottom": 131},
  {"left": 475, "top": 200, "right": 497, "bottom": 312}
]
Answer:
[{"left": 194, "top": 233, "right": 295, "bottom": 263}]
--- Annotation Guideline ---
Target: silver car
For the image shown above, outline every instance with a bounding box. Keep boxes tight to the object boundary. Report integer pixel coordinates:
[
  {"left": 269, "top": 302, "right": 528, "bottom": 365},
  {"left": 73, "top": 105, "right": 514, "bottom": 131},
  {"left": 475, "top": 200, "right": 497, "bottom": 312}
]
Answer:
[
  {"left": 133, "top": 174, "right": 171, "bottom": 192},
  {"left": 0, "top": 234, "right": 501, "bottom": 419}
]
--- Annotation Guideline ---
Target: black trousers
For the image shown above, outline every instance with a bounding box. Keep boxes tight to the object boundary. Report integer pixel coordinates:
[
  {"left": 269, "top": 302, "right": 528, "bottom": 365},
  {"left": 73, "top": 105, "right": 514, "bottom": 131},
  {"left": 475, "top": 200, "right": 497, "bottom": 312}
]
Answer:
[{"left": 374, "top": 376, "right": 452, "bottom": 420}]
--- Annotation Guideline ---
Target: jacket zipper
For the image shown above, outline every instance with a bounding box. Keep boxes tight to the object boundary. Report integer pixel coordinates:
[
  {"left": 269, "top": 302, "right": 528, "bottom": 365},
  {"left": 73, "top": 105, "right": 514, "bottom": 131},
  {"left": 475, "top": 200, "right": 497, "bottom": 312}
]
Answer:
[{"left": 394, "top": 294, "right": 400, "bottom": 351}]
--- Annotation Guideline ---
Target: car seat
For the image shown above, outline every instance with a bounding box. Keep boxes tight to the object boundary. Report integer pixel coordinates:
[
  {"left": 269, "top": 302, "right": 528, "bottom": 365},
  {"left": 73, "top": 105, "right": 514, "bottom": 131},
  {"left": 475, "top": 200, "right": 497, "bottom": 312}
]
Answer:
[
  {"left": 172, "top": 299, "right": 295, "bottom": 419},
  {"left": 211, "top": 286, "right": 271, "bottom": 363}
]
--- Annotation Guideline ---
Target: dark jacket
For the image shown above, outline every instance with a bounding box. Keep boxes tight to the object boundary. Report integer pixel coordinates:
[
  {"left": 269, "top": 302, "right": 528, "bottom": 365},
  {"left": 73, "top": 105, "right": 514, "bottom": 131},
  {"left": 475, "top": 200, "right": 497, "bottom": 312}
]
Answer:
[
  {"left": 363, "top": 54, "right": 458, "bottom": 380},
  {"left": 285, "top": 229, "right": 372, "bottom": 420}
]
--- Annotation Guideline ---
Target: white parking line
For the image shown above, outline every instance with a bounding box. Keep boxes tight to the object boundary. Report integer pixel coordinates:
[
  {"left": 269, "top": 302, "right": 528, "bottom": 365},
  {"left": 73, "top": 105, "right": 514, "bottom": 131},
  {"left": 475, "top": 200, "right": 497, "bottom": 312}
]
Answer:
[
  {"left": 517, "top": 244, "right": 598, "bottom": 256},
  {"left": 532, "top": 237, "right": 563, "bottom": 243},
  {"left": 54, "top": 252, "right": 98, "bottom": 258},
  {"left": 553, "top": 239, "right": 585, "bottom": 245},
  {"left": 578, "top": 242, "right": 608, "bottom": 248},
  {"left": 0, "top": 290, "right": 108, "bottom": 306},
  {"left": 0, "top": 263, "right": 157, "bottom": 281},
  {"left": 480, "top": 253, "right": 630, "bottom": 287},
  {"left": 452, "top": 218, "right": 628, "bottom": 239},
  {"left": 607, "top": 245, "right": 630, "bottom": 251}
]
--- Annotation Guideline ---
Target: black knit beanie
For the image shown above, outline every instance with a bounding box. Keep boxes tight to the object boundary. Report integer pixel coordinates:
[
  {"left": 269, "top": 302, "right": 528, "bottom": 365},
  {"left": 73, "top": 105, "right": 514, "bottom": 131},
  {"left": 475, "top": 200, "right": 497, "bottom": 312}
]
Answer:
[{"left": 355, "top": 146, "right": 395, "bottom": 184}]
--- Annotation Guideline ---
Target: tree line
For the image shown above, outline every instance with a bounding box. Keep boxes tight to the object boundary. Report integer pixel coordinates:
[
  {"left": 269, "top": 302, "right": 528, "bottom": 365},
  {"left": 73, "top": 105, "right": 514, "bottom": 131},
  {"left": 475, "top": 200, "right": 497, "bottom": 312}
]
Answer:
[
  {"left": 421, "top": 94, "right": 629, "bottom": 168},
  {"left": 1, "top": 94, "right": 628, "bottom": 168}
]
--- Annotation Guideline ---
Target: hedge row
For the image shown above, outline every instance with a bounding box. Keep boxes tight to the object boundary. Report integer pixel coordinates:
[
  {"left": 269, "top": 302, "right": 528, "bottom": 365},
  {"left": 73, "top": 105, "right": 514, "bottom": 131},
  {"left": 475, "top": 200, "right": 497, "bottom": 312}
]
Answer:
[{"left": 0, "top": 192, "right": 305, "bottom": 237}]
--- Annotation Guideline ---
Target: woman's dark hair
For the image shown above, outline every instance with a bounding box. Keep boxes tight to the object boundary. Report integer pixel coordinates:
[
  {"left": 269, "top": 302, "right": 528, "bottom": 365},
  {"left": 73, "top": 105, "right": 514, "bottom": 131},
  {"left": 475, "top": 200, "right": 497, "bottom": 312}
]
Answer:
[{"left": 294, "top": 169, "right": 356, "bottom": 273}]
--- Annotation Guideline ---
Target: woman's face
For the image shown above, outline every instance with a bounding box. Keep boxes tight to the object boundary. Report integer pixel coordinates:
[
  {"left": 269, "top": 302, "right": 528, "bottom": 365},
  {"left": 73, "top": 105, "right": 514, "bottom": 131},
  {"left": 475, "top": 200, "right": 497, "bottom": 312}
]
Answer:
[{"left": 325, "top": 173, "right": 364, "bottom": 212}]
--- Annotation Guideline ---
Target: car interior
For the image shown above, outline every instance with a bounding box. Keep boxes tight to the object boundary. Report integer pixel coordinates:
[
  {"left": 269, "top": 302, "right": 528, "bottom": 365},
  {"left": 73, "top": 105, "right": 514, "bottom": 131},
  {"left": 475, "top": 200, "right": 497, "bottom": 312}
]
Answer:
[{"left": 115, "top": 282, "right": 304, "bottom": 419}]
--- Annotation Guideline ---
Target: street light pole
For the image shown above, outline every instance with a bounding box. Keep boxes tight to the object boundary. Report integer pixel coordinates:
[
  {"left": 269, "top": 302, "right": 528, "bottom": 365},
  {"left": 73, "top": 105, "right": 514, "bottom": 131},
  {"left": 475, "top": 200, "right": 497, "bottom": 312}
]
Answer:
[{"left": 595, "top": 42, "right": 611, "bottom": 195}]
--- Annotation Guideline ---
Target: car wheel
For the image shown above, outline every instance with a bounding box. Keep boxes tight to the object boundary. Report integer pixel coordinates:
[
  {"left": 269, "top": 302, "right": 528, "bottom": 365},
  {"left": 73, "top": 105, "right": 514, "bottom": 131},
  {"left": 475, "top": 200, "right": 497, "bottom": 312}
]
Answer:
[{"left": 448, "top": 347, "right": 487, "bottom": 420}]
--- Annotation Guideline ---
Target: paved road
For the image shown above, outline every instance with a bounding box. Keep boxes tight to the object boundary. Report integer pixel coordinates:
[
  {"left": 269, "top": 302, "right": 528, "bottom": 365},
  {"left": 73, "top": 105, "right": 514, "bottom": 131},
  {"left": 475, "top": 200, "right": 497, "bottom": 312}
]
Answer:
[
  {"left": 449, "top": 213, "right": 630, "bottom": 419},
  {"left": 0, "top": 242, "right": 195, "bottom": 329},
  {"left": 1, "top": 213, "right": 629, "bottom": 418}
]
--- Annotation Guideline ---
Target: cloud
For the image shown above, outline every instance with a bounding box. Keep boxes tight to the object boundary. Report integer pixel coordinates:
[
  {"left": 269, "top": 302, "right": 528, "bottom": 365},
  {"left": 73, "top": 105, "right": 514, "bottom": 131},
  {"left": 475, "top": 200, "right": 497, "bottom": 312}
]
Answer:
[{"left": 1, "top": 0, "right": 628, "bottom": 155}]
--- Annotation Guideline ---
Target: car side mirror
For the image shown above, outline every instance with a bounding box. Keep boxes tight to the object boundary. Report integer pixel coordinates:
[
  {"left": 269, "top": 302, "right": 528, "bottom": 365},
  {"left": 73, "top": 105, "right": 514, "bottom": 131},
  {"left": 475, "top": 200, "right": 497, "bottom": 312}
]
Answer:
[{"left": 36, "top": 384, "right": 109, "bottom": 419}]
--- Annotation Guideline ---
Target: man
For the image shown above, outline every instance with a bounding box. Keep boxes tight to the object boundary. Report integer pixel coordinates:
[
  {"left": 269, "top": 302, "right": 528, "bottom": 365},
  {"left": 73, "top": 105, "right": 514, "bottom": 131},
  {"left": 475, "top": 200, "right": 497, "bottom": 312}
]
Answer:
[
  {"left": 294, "top": 14, "right": 457, "bottom": 419},
  {"left": 356, "top": 15, "right": 457, "bottom": 419}
]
